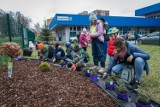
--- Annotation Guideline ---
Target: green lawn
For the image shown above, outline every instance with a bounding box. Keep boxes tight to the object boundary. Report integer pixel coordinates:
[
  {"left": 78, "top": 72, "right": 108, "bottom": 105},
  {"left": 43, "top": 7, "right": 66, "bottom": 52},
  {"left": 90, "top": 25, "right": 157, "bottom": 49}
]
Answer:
[{"left": 137, "top": 45, "right": 160, "bottom": 103}]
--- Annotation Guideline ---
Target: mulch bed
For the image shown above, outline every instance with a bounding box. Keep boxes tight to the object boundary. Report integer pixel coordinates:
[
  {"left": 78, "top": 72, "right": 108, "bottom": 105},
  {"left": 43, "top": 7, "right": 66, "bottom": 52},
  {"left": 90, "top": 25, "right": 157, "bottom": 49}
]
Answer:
[{"left": 0, "top": 60, "right": 118, "bottom": 107}]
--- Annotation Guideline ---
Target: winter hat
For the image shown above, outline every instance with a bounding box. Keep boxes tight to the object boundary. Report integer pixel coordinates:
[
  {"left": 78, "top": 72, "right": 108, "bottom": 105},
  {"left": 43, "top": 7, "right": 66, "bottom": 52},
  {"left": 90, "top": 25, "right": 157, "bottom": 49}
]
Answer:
[
  {"left": 82, "top": 28, "right": 87, "bottom": 33},
  {"left": 89, "top": 13, "right": 97, "bottom": 21},
  {"left": 37, "top": 43, "right": 44, "bottom": 50}
]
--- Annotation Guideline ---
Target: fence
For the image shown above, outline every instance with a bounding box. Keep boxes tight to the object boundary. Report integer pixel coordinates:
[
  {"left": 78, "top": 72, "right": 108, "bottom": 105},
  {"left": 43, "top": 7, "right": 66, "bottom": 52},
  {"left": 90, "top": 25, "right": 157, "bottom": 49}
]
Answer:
[{"left": 0, "top": 10, "right": 35, "bottom": 48}]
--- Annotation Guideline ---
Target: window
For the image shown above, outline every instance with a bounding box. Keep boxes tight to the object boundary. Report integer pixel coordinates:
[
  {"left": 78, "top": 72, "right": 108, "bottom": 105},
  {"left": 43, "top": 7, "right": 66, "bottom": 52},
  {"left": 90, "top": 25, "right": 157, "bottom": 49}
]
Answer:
[
  {"left": 70, "top": 32, "right": 76, "bottom": 37},
  {"left": 77, "top": 27, "right": 81, "bottom": 31},
  {"left": 73, "top": 27, "right": 76, "bottom": 31},
  {"left": 70, "top": 27, "right": 72, "bottom": 31}
]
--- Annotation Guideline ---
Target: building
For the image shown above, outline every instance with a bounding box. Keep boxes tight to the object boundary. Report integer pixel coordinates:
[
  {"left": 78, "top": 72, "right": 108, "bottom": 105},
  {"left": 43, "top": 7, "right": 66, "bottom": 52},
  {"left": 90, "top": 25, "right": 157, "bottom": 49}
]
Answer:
[
  {"left": 49, "top": 3, "right": 160, "bottom": 42},
  {"left": 92, "top": 9, "right": 109, "bottom": 16},
  {"left": 78, "top": 11, "right": 89, "bottom": 15},
  {"left": 135, "top": 3, "right": 160, "bottom": 18}
]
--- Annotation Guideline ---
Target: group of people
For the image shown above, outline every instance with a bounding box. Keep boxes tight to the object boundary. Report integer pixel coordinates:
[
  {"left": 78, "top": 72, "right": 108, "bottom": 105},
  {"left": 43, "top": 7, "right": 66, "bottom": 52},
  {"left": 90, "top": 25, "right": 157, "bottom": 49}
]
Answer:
[
  {"left": 36, "top": 13, "right": 150, "bottom": 90},
  {"left": 78, "top": 13, "right": 150, "bottom": 90},
  {"left": 36, "top": 41, "right": 90, "bottom": 66}
]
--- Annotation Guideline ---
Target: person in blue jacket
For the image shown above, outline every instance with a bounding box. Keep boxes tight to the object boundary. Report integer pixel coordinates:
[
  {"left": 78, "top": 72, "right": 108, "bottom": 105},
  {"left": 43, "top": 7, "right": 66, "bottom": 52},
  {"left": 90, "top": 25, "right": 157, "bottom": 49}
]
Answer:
[
  {"left": 52, "top": 43, "right": 65, "bottom": 63},
  {"left": 104, "top": 37, "right": 150, "bottom": 90}
]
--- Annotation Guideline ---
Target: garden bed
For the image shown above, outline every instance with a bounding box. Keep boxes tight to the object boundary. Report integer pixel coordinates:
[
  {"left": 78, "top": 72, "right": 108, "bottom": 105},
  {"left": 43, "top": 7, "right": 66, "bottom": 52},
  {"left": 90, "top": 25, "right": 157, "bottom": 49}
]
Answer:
[{"left": 0, "top": 60, "right": 118, "bottom": 107}]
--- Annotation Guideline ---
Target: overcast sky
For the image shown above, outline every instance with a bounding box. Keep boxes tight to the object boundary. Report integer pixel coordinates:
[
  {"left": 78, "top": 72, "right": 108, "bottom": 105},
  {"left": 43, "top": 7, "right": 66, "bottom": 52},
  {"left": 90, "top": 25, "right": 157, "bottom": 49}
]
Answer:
[{"left": 0, "top": 0, "right": 159, "bottom": 27}]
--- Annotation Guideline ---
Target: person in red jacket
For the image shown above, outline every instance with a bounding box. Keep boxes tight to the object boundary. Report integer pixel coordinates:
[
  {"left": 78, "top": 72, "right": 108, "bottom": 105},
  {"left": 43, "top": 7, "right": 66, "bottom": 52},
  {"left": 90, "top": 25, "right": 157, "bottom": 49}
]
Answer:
[
  {"left": 107, "top": 27, "right": 119, "bottom": 65},
  {"left": 103, "top": 27, "right": 119, "bottom": 78}
]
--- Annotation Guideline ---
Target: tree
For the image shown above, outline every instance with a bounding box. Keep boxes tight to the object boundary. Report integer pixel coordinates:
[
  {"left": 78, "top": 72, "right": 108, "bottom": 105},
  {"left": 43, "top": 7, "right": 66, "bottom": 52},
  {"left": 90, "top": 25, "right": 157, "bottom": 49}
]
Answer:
[
  {"left": 34, "top": 22, "right": 41, "bottom": 36},
  {"left": 15, "top": 12, "right": 32, "bottom": 28},
  {"left": 8, "top": 11, "right": 32, "bottom": 28},
  {"left": 40, "top": 20, "right": 53, "bottom": 44}
]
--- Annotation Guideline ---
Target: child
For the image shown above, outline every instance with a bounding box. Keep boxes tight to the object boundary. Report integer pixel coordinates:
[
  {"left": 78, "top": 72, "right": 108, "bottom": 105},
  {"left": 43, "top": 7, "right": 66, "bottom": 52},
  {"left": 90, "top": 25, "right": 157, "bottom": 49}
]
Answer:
[
  {"left": 37, "top": 43, "right": 54, "bottom": 60},
  {"left": 65, "top": 42, "right": 73, "bottom": 60},
  {"left": 80, "top": 28, "right": 88, "bottom": 51},
  {"left": 52, "top": 43, "right": 65, "bottom": 63},
  {"left": 103, "top": 27, "right": 119, "bottom": 78}
]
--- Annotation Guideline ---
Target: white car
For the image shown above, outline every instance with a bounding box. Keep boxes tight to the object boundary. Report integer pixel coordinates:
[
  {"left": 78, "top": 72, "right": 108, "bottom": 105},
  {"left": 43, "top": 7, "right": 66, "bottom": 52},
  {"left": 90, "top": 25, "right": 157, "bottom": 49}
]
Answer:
[{"left": 69, "top": 37, "right": 78, "bottom": 43}]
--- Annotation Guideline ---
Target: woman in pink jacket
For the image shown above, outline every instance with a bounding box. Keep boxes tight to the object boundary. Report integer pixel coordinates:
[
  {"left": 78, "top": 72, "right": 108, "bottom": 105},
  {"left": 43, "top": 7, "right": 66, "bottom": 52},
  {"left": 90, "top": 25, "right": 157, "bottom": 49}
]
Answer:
[{"left": 80, "top": 28, "right": 88, "bottom": 51}]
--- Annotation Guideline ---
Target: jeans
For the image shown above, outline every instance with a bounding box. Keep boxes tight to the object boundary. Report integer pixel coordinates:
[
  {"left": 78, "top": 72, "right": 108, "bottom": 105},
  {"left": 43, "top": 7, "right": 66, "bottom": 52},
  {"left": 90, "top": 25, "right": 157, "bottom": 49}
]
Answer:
[
  {"left": 104, "top": 41, "right": 108, "bottom": 63},
  {"left": 107, "top": 55, "right": 114, "bottom": 74},
  {"left": 112, "top": 57, "right": 145, "bottom": 81},
  {"left": 92, "top": 39, "right": 105, "bottom": 68}
]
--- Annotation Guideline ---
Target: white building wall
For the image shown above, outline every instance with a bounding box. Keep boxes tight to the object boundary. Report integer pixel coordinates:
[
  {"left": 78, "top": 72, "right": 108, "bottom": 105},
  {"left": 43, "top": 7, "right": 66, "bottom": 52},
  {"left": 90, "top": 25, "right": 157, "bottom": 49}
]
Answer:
[{"left": 65, "top": 27, "right": 70, "bottom": 42}]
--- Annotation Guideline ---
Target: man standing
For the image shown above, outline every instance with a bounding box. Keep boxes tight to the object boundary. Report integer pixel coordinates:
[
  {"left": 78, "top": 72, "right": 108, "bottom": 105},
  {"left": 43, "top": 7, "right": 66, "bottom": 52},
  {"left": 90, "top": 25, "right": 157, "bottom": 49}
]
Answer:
[{"left": 102, "top": 19, "right": 109, "bottom": 66}]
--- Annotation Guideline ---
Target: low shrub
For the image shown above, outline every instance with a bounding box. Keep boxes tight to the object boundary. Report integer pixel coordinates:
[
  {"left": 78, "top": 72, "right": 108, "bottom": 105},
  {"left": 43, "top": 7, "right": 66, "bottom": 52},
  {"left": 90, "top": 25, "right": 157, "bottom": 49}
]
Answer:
[
  {"left": 1, "top": 42, "right": 21, "bottom": 58},
  {"left": 39, "top": 62, "right": 51, "bottom": 72}
]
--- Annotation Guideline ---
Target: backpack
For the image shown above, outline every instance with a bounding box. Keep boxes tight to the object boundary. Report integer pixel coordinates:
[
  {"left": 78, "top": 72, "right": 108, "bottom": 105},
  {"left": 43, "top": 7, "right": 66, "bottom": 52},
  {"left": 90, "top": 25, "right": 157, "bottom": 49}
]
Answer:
[{"left": 120, "top": 65, "right": 135, "bottom": 84}]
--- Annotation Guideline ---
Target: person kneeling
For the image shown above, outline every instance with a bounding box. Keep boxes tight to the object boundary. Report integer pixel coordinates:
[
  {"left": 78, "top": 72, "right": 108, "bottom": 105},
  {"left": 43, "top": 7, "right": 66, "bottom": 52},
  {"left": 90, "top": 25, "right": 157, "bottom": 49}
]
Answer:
[{"left": 105, "top": 38, "right": 150, "bottom": 90}]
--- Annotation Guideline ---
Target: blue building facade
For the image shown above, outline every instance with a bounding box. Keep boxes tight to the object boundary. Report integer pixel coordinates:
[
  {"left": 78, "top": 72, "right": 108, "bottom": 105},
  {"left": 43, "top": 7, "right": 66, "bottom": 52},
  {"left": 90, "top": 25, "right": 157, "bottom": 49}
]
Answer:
[{"left": 49, "top": 3, "right": 160, "bottom": 42}]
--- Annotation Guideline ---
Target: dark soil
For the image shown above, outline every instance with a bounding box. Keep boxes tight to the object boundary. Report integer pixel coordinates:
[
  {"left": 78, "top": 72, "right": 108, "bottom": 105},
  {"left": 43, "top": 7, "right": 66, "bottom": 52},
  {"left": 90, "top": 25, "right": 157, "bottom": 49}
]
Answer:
[{"left": 0, "top": 60, "right": 118, "bottom": 107}]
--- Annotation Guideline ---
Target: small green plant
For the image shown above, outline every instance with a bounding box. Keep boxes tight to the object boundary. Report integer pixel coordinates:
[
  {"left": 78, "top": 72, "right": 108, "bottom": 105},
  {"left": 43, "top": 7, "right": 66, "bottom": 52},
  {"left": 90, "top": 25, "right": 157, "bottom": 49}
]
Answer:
[
  {"left": 0, "top": 54, "right": 11, "bottom": 67},
  {"left": 104, "top": 76, "right": 113, "bottom": 85},
  {"left": 137, "top": 94, "right": 151, "bottom": 105},
  {"left": 82, "top": 67, "right": 89, "bottom": 72},
  {"left": 117, "top": 84, "right": 128, "bottom": 94},
  {"left": 91, "top": 70, "right": 97, "bottom": 76},
  {"left": 39, "top": 62, "right": 51, "bottom": 72}
]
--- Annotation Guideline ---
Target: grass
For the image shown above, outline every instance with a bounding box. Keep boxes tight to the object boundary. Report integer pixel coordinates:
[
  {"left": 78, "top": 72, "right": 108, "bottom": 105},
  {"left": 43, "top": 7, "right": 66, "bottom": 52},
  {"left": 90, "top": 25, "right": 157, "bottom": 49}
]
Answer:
[
  {"left": 0, "top": 54, "right": 11, "bottom": 67},
  {"left": 137, "top": 45, "right": 160, "bottom": 103}
]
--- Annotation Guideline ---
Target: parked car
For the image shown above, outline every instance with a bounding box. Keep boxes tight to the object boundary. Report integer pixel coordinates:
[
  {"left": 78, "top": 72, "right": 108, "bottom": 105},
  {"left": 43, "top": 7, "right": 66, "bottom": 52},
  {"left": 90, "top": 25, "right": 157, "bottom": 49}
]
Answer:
[
  {"left": 69, "top": 36, "right": 78, "bottom": 43},
  {"left": 137, "top": 32, "right": 160, "bottom": 44}
]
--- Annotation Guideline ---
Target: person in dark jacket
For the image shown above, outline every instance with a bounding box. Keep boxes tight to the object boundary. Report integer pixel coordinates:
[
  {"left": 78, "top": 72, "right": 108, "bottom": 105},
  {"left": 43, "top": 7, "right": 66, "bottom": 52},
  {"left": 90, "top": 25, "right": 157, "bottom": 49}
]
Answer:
[
  {"left": 105, "top": 38, "right": 150, "bottom": 90},
  {"left": 100, "top": 18, "right": 109, "bottom": 65},
  {"left": 52, "top": 43, "right": 65, "bottom": 63},
  {"left": 65, "top": 42, "right": 73, "bottom": 60}
]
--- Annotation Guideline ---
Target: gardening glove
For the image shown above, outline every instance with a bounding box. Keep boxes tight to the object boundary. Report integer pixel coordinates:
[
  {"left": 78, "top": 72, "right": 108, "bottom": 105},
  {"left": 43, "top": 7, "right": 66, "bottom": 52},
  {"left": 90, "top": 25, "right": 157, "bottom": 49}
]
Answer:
[
  {"left": 72, "top": 63, "right": 76, "bottom": 71},
  {"left": 52, "top": 58, "right": 56, "bottom": 63}
]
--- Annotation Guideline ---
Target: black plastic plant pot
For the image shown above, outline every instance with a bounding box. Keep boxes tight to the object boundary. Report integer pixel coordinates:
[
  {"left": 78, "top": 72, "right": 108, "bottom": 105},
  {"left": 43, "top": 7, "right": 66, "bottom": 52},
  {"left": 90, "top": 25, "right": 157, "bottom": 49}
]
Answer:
[
  {"left": 76, "top": 67, "right": 82, "bottom": 71},
  {"left": 136, "top": 101, "right": 151, "bottom": 107},
  {"left": 85, "top": 72, "right": 91, "bottom": 77},
  {"left": 23, "top": 49, "right": 33, "bottom": 56},
  {"left": 117, "top": 92, "right": 128, "bottom": 101},
  {"left": 106, "top": 84, "right": 115, "bottom": 90},
  {"left": 67, "top": 64, "right": 72, "bottom": 68},
  {"left": 90, "top": 75, "right": 98, "bottom": 82}
]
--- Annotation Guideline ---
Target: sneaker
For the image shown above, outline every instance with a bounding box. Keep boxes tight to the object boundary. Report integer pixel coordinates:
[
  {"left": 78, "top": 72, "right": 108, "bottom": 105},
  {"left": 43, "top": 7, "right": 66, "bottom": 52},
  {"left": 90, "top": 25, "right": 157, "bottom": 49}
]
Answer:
[{"left": 132, "top": 81, "right": 140, "bottom": 91}]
